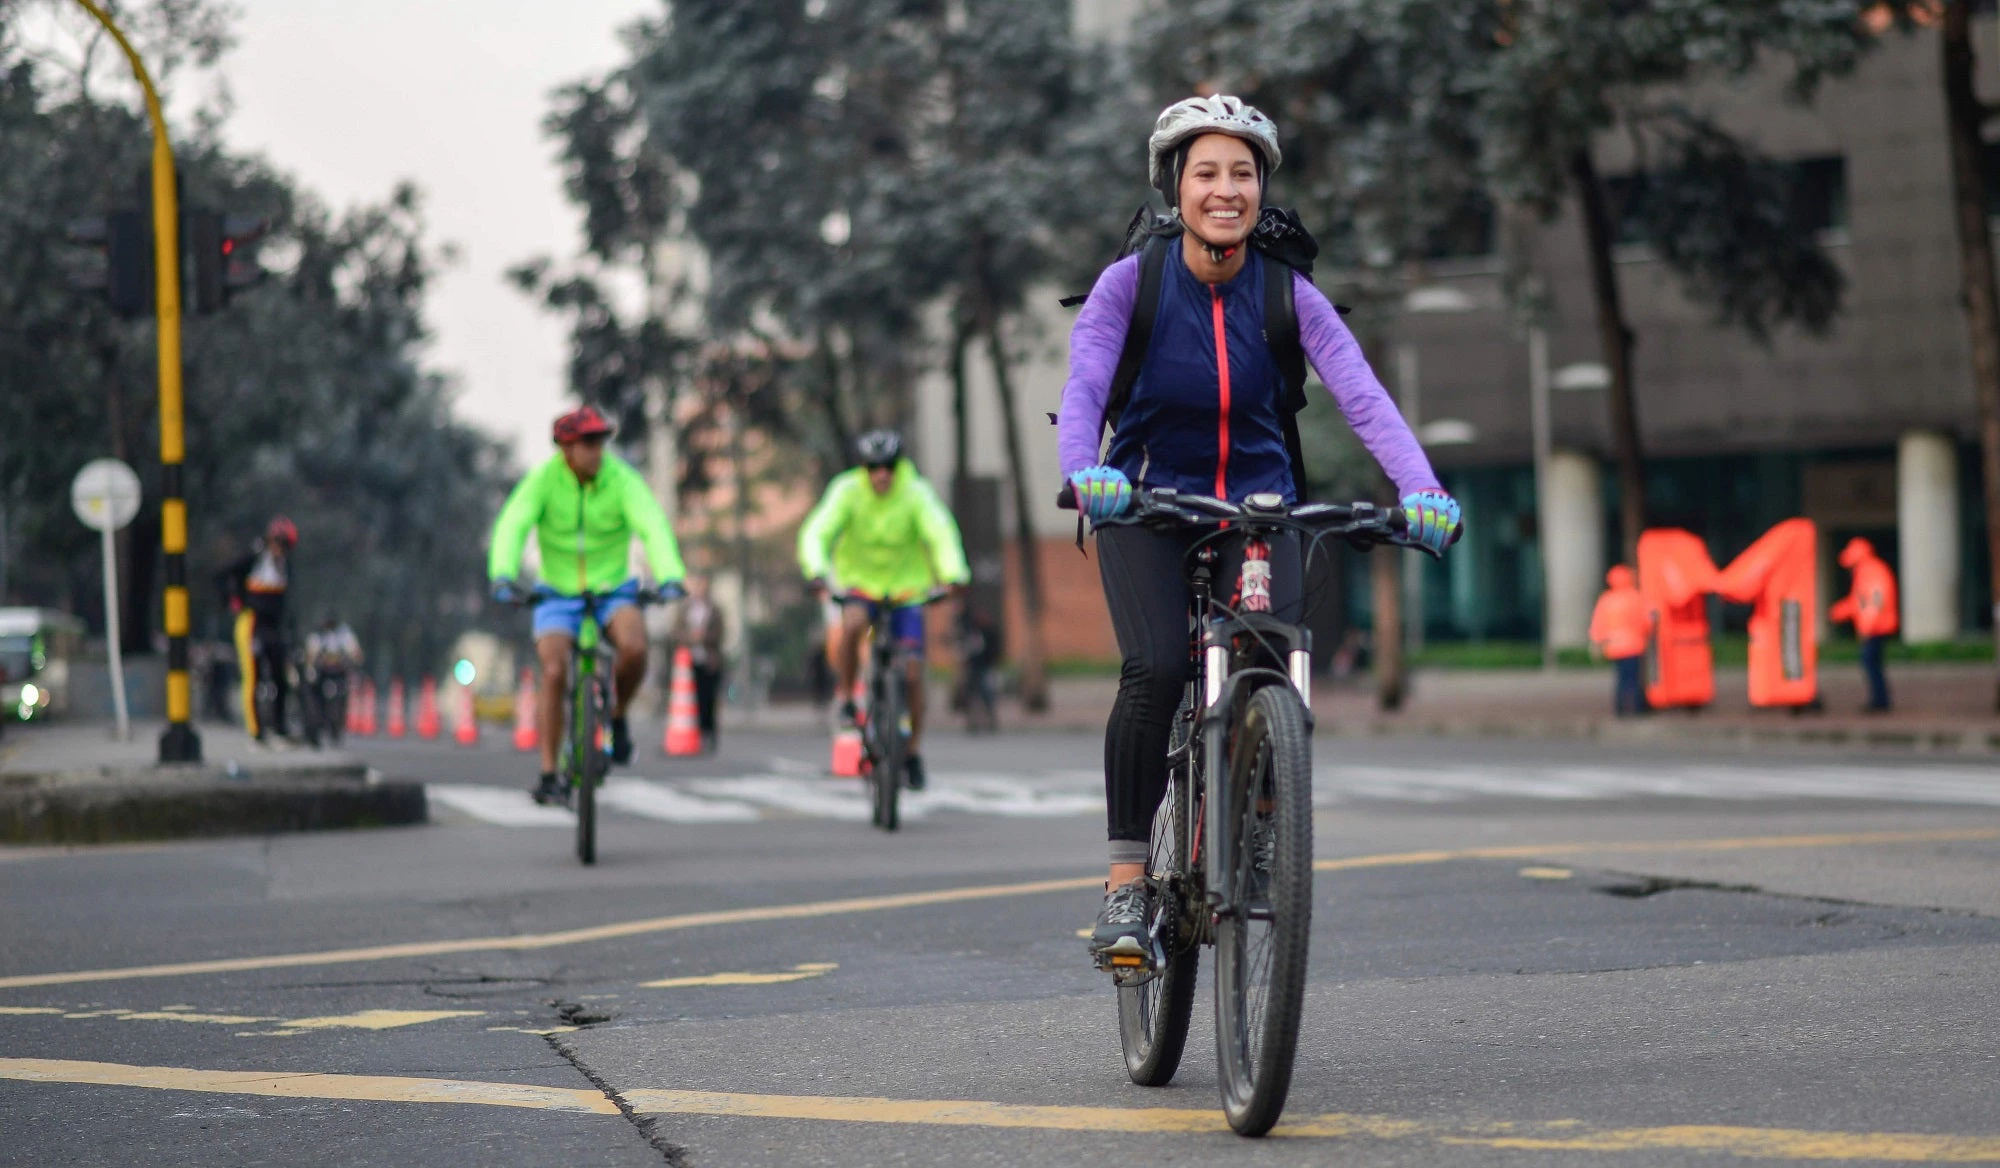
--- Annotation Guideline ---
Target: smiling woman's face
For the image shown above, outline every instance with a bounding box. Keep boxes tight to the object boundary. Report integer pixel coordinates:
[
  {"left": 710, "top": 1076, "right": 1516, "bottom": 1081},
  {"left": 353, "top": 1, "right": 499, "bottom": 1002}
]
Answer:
[{"left": 1177, "top": 133, "right": 1260, "bottom": 248}]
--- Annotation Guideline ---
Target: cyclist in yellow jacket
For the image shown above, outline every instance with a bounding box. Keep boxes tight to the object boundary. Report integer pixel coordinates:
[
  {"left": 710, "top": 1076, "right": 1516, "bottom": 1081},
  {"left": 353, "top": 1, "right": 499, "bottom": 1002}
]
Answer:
[
  {"left": 490, "top": 406, "right": 685, "bottom": 803},
  {"left": 797, "top": 430, "right": 969, "bottom": 789}
]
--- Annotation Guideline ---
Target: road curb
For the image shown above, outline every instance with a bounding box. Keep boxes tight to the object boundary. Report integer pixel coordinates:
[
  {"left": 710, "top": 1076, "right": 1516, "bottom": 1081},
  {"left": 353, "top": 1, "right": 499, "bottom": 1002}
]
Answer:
[{"left": 0, "top": 768, "right": 428, "bottom": 844}]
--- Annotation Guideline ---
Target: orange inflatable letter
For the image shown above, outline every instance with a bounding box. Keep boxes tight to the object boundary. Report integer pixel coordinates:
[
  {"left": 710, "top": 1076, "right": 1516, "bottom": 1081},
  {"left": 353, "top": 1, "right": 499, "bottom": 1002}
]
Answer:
[
  {"left": 1636, "top": 529, "right": 1720, "bottom": 709},
  {"left": 1714, "top": 518, "right": 1818, "bottom": 709}
]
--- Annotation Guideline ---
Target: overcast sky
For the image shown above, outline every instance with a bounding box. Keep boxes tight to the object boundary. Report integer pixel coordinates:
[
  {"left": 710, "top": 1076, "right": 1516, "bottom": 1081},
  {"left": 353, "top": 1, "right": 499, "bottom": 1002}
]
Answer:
[{"left": 222, "top": 0, "right": 656, "bottom": 465}]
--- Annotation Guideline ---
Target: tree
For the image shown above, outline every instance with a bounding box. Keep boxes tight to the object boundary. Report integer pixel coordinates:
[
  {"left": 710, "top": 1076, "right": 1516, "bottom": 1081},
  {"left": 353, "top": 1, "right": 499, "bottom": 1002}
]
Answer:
[
  {"left": 0, "top": 6, "right": 510, "bottom": 678},
  {"left": 1935, "top": 0, "right": 2000, "bottom": 708},
  {"left": 1137, "top": 0, "right": 1871, "bottom": 566}
]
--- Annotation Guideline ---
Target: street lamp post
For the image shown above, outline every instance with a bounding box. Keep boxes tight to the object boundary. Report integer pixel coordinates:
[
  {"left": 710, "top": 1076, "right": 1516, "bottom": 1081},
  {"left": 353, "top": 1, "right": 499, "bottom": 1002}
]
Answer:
[{"left": 69, "top": 0, "right": 199, "bottom": 762}]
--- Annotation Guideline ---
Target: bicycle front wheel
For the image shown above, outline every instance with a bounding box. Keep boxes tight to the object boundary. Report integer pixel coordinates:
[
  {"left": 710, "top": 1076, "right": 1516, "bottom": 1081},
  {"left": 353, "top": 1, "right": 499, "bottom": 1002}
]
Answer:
[
  {"left": 870, "top": 668, "right": 904, "bottom": 832},
  {"left": 1213, "top": 684, "right": 1314, "bottom": 1136},
  {"left": 1117, "top": 730, "right": 1198, "bottom": 1086},
  {"left": 574, "top": 674, "right": 607, "bottom": 865}
]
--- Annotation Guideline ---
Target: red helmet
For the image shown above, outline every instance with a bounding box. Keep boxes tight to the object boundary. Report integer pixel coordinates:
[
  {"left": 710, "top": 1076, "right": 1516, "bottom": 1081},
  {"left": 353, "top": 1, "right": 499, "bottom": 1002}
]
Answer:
[
  {"left": 267, "top": 515, "right": 298, "bottom": 546},
  {"left": 553, "top": 405, "right": 614, "bottom": 444}
]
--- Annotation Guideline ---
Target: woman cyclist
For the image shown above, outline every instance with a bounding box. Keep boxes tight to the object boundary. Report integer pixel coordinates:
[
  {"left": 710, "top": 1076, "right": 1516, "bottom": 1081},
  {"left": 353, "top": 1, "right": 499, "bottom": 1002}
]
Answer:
[{"left": 1060, "top": 95, "right": 1462, "bottom": 965}]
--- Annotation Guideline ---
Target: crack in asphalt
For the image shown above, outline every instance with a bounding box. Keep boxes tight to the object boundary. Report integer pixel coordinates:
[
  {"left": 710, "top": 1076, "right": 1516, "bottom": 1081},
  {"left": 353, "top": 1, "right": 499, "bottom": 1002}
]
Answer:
[
  {"left": 1585, "top": 866, "right": 2000, "bottom": 921},
  {"left": 543, "top": 1030, "right": 688, "bottom": 1167}
]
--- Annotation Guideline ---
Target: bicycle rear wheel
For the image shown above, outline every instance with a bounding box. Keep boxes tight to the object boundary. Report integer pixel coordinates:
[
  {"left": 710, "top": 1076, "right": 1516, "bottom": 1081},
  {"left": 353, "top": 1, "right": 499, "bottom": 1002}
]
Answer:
[
  {"left": 1117, "top": 703, "right": 1199, "bottom": 1085},
  {"left": 870, "top": 665, "right": 904, "bottom": 832},
  {"left": 1213, "top": 684, "right": 1314, "bottom": 1136}
]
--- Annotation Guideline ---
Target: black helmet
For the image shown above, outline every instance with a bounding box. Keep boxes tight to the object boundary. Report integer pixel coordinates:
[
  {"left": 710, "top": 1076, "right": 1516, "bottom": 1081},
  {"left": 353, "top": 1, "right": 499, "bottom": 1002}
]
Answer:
[{"left": 854, "top": 429, "right": 903, "bottom": 467}]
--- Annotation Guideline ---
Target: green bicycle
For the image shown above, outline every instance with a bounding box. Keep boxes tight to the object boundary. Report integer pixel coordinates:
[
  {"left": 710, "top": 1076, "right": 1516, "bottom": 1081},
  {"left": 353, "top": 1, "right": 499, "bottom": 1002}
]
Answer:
[{"left": 523, "top": 584, "right": 676, "bottom": 864}]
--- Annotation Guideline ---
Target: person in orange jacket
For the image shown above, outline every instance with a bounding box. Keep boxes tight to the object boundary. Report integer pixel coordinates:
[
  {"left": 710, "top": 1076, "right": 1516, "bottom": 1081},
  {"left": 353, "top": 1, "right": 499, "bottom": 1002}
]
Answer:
[
  {"left": 1829, "top": 537, "right": 1899, "bottom": 711},
  {"left": 1589, "top": 565, "right": 1653, "bottom": 716}
]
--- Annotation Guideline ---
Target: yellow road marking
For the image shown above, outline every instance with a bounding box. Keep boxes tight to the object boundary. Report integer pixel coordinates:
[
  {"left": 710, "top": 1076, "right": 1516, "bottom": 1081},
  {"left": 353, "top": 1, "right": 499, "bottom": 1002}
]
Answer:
[
  {"left": 1310, "top": 828, "right": 2000, "bottom": 872},
  {"left": 279, "top": 1009, "right": 482, "bottom": 1031},
  {"left": 0, "top": 1004, "right": 480, "bottom": 1034},
  {"left": 3, "top": 1059, "right": 1994, "bottom": 1160},
  {"left": 4, "top": 828, "right": 1994, "bottom": 992},
  {"left": 1456, "top": 1124, "right": 2000, "bottom": 1161},
  {"left": 642, "top": 963, "right": 837, "bottom": 989},
  {"left": 0, "top": 1057, "right": 615, "bottom": 1114},
  {"left": 1519, "top": 866, "right": 1574, "bottom": 880}
]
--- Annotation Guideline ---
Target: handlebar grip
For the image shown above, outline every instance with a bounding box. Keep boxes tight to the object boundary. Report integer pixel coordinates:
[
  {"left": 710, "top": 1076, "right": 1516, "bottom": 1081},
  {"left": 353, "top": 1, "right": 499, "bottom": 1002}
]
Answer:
[{"left": 1056, "top": 482, "right": 1077, "bottom": 511}]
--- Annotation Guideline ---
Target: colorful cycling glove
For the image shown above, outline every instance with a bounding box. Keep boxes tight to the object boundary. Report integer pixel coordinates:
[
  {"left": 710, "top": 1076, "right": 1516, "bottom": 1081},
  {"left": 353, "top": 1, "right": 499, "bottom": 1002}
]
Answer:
[
  {"left": 1069, "top": 465, "right": 1133, "bottom": 523},
  {"left": 1400, "top": 489, "right": 1461, "bottom": 553}
]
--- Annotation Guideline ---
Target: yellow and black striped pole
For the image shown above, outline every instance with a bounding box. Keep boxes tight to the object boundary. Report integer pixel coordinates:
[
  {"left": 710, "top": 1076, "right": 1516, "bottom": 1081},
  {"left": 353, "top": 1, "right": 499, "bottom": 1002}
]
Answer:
[{"left": 73, "top": 0, "right": 201, "bottom": 762}]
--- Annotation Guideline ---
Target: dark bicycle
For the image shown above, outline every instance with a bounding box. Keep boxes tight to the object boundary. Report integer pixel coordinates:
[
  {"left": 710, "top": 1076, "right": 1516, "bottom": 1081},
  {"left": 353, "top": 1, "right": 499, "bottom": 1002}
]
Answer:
[
  {"left": 834, "top": 588, "right": 950, "bottom": 832},
  {"left": 1063, "top": 485, "right": 1435, "bottom": 1136},
  {"left": 516, "top": 584, "right": 678, "bottom": 864},
  {"left": 300, "top": 662, "right": 349, "bottom": 749}
]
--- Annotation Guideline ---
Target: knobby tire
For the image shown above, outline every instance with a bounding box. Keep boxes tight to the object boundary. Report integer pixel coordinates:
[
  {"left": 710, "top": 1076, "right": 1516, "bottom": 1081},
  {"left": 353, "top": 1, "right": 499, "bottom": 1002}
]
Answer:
[
  {"left": 573, "top": 665, "right": 605, "bottom": 866},
  {"left": 1117, "top": 696, "right": 1199, "bottom": 1084},
  {"left": 872, "top": 662, "right": 904, "bottom": 833},
  {"left": 1213, "top": 684, "right": 1313, "bottom": 1136}
]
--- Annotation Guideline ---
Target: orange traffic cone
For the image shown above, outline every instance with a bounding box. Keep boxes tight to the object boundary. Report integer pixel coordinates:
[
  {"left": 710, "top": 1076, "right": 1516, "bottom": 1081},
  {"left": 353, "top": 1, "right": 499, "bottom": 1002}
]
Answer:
[
  {"left": 454, "top": 681, "right": 479, "bottom": 746},
  {"left": 347, "top": 681, "right": 364, "bottom": 734},
  {"left": 830, "top": 673, "right": 866, "bottom": 777},
  {"left": 415, "top": 676, "right": 442, "bottom": 740},
  {"left": 512, "top": 668, "right": 538, "bottom": 752},
  {"left": 830, "top": 727, "right": 864, "bottom": 777},
  {"left": 386, "top": 679, "right": 407, "bottom": 738},
  {"left": 663, "top": 647, "right": 703, "bottom": 757},
  {"left": 358, "top": 678, "right": 378, "bottom": 736}
]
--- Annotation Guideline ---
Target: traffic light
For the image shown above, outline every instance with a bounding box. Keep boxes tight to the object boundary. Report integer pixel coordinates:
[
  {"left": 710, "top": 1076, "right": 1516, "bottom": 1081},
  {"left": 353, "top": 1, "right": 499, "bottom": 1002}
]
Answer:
[
  {"left": 189, "top": 211, "right": 269, "bottom": 314},
  {"left": 63, "top": 211, "right": 154, "bottom": 319}
]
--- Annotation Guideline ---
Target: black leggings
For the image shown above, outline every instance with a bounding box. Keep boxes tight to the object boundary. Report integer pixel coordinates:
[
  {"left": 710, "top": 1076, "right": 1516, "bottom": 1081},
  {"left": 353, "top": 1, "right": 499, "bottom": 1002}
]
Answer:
[{"left": 1097, "top": 525, "right": 1302, "bottom": 850}]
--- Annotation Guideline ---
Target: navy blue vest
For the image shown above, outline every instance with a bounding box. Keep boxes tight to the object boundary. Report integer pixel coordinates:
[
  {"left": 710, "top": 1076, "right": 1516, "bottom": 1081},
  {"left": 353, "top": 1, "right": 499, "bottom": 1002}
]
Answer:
[{"left": 1104, "top": 245, "right": 1296, "bottom": 502}]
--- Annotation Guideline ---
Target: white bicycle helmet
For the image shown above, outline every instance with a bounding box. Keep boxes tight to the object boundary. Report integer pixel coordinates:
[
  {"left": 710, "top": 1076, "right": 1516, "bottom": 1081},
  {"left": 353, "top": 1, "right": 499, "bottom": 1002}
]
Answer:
[{"left": 1147, "top": 95, "right": 1282, "bottom": 198}]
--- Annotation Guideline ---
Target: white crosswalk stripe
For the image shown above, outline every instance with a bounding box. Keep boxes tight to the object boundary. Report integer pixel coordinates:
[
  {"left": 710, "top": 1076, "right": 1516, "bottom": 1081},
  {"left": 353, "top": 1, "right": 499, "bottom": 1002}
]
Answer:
[
  {"left": 430, "top": 757, "right": 2000, "bottom": 827},
  {"left": 426, "top": 771, "right": 1104, "bottom": 827},
  {"left": 1314, "top": 761, "right": 2000, "bottom": 806}
]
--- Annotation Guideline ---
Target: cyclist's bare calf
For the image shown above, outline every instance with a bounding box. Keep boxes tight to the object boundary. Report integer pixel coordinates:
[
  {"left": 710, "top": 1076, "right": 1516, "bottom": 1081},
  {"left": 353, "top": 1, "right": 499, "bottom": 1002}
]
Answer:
[
  {"left": 603, "top": 605, "right": 649, "bottom": 716},
  {"left": 533, "top": 634, "right": 571, "bottom": 775},
  {"left": 834, "top": 603, "right": 927, "bottom": 753},
  {"left": 535, "top": 606, "right": 649, "bottom": 773}
]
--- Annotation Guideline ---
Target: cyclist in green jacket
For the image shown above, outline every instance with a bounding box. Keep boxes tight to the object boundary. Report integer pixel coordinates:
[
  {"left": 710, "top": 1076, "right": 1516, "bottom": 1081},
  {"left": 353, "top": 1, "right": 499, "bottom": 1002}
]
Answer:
[
  {"left": 798, "top": 430, "right": 970, "bottom": 790},
  {"left": 490, "top": 406, "right": 686, "bottom": 803}
]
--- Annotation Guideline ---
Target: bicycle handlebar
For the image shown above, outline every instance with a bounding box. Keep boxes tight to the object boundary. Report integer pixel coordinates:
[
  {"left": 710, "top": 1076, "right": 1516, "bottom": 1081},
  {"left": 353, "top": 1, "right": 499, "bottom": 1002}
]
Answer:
[
  {"left": 826, "top": 586, "right": 956, "bottom": 608},
  {"left": 1056, "top": 483, "right": 1432, "bottom": 555},
  {"left": 502, "top": 582, "right": 686, "bottom": 608}
]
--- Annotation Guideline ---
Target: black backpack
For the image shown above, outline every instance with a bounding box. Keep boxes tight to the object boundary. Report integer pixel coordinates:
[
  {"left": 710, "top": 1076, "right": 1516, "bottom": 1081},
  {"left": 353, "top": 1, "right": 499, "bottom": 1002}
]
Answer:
[{"left": 1058, "top": 205, "right": 1339, "bottom": 494}]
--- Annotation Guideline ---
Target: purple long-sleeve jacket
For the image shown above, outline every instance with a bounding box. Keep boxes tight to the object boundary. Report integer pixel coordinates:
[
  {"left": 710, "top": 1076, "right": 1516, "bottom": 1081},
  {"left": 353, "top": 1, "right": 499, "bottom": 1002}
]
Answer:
[{"left": 1057, "top": 252, "right": 1439, "bottom": 499}]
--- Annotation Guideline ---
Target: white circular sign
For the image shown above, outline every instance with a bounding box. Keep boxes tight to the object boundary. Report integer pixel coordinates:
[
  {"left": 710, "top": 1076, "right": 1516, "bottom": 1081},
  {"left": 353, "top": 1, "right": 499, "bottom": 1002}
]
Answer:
[{"left": 71, "top": 458, "right": 142, "bottom": 533}]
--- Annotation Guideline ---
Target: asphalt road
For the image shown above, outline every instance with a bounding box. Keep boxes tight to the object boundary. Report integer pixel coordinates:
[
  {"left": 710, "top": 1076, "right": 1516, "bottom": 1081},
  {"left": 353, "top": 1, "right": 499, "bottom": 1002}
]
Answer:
[{"left": 3, "top": 724, "right": 1999, "bottom": 1166}]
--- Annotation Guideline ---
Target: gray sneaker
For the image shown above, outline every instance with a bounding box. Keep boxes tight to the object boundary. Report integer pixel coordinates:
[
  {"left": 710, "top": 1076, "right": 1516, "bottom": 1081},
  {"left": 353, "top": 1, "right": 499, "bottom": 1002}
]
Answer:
[{"left": 1089, "top": 879, "right": 1153, "bottom": 971}]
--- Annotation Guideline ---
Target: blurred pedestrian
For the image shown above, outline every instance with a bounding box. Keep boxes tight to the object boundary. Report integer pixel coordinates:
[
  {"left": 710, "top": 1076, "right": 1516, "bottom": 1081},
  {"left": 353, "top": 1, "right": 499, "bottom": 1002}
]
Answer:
[
  {"left": 1830, "top": 537, "right": 1899, "bottom": 712},
  {"left": 219, "top": 516, "right": 298, "bottom": 743},
  {"left": 1589, "top": 565, "right": 1652, "bottom": 717},
  {"left": 670, "top": 575, "right": 726, "bottom": 752},
  {"left": 956, "top": 601, "right": 1001, "bottom": 733}
]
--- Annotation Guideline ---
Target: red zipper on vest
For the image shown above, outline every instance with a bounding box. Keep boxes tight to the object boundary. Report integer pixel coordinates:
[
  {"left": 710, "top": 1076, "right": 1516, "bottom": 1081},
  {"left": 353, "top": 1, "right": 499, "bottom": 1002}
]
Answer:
[{"left": 1211, "top": 286, "right": 1230, "bottom": 499}]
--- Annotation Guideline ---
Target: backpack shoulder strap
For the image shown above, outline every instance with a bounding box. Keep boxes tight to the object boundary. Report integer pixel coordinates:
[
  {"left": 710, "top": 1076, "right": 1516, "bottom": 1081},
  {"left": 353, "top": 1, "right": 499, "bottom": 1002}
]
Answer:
[
  {"left": 1261, "top": 251, "right": 1309, "bottom": 416},
  {"left": 1259, "top": 251, "right": 1314, "bottom": 496},
  {"left": 1103, "top": 233, "right": 1173, "bottom": 434}
]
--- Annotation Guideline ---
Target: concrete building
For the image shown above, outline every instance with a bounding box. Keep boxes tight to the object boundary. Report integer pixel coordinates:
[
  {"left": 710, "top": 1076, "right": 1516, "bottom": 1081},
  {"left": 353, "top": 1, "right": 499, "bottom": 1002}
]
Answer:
[{"left": 916, "top": 20, "right": 1994, "bottom": 661}]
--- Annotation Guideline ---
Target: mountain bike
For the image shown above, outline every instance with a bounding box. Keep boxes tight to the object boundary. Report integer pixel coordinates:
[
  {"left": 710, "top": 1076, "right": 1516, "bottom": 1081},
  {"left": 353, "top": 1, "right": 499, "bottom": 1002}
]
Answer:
[
  {"left": 1063, "top": 486, "right": 1434, "bottom": 1136},
  {"left": 520, "top": 585, "right": 678, "bottom": 864},
  {"left": 834, "top": 588, "right": 951, "bottom": 832}
]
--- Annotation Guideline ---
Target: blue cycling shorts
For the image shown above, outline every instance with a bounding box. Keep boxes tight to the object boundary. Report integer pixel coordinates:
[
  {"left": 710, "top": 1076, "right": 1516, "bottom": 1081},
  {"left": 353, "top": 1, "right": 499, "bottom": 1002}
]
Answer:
[
  {"left": 533, "top": 579, "right": 640, "bottom": 640},
  {"left": 847, "top": 599, "right": 927, "bottom": 650}
]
